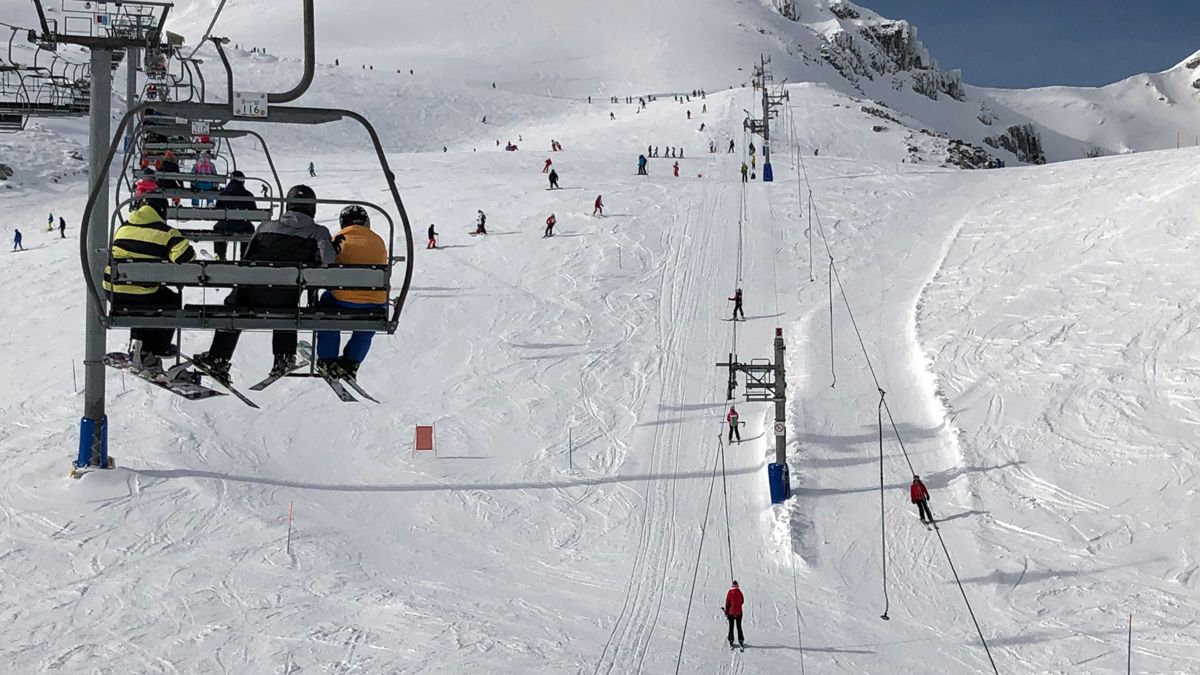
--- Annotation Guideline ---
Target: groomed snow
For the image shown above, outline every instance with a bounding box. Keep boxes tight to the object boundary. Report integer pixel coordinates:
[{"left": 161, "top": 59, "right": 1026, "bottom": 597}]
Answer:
[{"left": 1, "top": 2, "right": 1199, "bottom": 672}]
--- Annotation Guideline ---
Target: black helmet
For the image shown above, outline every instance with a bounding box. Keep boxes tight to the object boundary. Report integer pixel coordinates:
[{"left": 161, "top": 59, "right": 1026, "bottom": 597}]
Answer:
[
  {"left": 141, "top": 193, "right": 169, "bottom": 219},
  {"left": 339, "top": 204, "right": 370, "bottom": 228},
  {"left": 230, "top": 169, "right": 245, "bottom": 181},
  {"left": 285, "top": 184, "right": 317, "bottom": 217}
]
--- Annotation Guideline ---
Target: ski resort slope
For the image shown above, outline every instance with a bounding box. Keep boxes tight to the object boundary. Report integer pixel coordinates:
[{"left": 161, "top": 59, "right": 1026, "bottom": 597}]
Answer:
[
  {"left": 2, "top": 76, "right": 1200, "bottom": 673},
  {"left": 985, "top": 49, "right": 1200, "bottom": 156}
]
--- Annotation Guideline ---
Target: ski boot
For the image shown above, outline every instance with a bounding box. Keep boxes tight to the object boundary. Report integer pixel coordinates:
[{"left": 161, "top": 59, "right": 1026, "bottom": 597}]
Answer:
[
  {"left": 191, "top": 351, "right": 232, "bottom": 385},
  {"left": 270, "top": 353, "right": 297, "bottom": 378},
  {"left": 129, "top": 341, "right": 164, "bottom": 378},
  {"left": 315, "top": 357, "right": 344, "bottom": 379},
  {"left": 156, "top": 362, "right": 201, "bottom": 386},
  {"left": 336, "top": 357, "right": 360, "bottom": 380}
]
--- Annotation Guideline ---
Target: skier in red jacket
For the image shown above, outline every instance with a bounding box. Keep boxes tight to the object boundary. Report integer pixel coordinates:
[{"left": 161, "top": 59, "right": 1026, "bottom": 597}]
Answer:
[
  {"left": 724, "top": 580, "right": 745, "bottom": 649},
  {"left": 544, "top": 213, "right": 556, "bottom": 237},
  {"left": 593, "top": 195, "right": 604, "bottom": 216},
  {"left": 543, "top": 158, "right": 552, "bottom": 173},
  {"left": 673, "top": 160, "right": 680, "bottom": 177},
  {"left": 911, "top": 475, "right": 933, "bottom": 524}
]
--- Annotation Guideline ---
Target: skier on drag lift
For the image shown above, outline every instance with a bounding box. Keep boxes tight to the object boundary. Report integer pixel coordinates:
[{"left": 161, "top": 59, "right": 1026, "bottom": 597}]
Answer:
[
  {"left": 473, "top": 209, "right": 488, "bottom": 235},
  {"left": 724, "top": 580, "right": 746, "bottom": 650},
  {"left": 12, "top": 228, "right": 23, "bottom": 251},
  {"left": 192, "top": 185, "right": 336, "bottom": 384},
  {"left": 314, "top": 205, "right": 390, "bottom": 380},
  {"left": 59, "top": 216, "right": 67, "bottom": 239},
  {"left": 548, "top": 168, "right": 560, "bottom": 189},
  {"left": 729, "top": 287, "right": 745, "bottom": 320},
  {"left": 427, "top": 223, "right": 438, "bottom": 249},
  {"left": 911, "top": 475, "right": 934, "bottom": 525},
  {"left": 544, "top": 213, "right": 556, "bottom": 237},
  {"left": 104, "top": 193, "right": 198, "bottom": 382},
  {"left": 726, "top": 405, "right": 741, "bottom": 443},
  {"left": 593, "top": 195, "right": 604, "bottom": 216},
  {"left": 740, "top": 162, "right": 749, "bottom": 183}
]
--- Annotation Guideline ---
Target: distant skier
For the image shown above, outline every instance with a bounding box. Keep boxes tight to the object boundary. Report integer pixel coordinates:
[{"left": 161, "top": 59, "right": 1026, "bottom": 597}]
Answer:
[
  {"left": 749, "top": 142, "right": 756, "bottom": 156},
  {"left": 544, "top": 213, "right": 556, "bottom": 237},
  {"left": 610, "top": 112, "right": 615, "bottom": 120},
  {"left": 427, "top": 223, "right": 438, "bottom": 249},
  {"left": 911, "top": 475, "right": 933, "bottom": 524},
  {"left": 58, "top": 216, "right": 67, "bottom": 239},
  {"left": 729, "top": 287, "right": 745, "bottom": 320},
  {"left": 12, "top": 228, "right": 23, "bottom": 251},
  {"left": 700, "top": 123, "right": 706, "bottom": 132},
  {"left": 687, "top": 110, "right": 691, "bottom": 119},
  {"left": 702, "top": 104, "right": 707, "bottom": 113},
  {"left": 543, "top": 158, "right": 553, "bottom": 173},
  {"left": 740, "top": 162, "right": 749, "bottom": 183},
  {"left": 673, "top": 161, "right": 680, "bottom": 177},
  {"left": 724, "top": 581, "right": 745, "bottom": 650},
  {"left": 307, "top": 161, "right": 316, "bottom": 177},
  {"left": 47, "top": 212, "right": 53, "bottom": 232},
  {"left": 192, "top": 153, "right": 217, "bottom": 206},
  {"left": 314, "top": 205, "right": 390, "bottom": 380},
  {"left": 474, "top": 209, "right": 488, "bottom": 235},
  {"left": 593, "top": 195, "right": 604, "bottom": 217},
  {"left": 261, "top": 184, "right": 270, "bottom": 198},
  {"left": 728, "top": 139, "right": 735, "bottom": 153},
  {"left": 548, "top": 168, "right": 560, "bottom": 189},
  {"left": 637, "top": 154, "right": 648, "bottom": 176},
  {"left": 726, "top": 405, "right": 741, "bottom": 443}
]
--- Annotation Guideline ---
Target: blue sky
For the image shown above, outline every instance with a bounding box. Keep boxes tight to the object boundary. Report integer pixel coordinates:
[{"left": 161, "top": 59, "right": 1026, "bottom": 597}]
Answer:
[{"left": 860, "top": 0, "right": 1200, "bottom": 88}]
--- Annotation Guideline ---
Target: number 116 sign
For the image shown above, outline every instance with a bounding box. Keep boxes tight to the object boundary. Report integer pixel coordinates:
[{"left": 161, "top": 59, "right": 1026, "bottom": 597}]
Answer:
[{"left": 233, "top": 91, "right": 268, "bottom": 118}]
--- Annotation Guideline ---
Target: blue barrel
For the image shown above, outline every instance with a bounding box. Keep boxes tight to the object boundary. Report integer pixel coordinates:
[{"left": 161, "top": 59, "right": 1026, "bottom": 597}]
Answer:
[
  {"left": 768, "top": 462, "right": 790, "bottom": 503},
  {"left": 762, "top": 163, "right": 774, "bottom": 183}
]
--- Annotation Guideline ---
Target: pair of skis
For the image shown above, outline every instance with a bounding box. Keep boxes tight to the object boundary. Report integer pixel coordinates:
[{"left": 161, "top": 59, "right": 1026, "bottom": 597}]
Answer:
[{"left": 105, "top": 341, "right": 376, "bottom": 406}]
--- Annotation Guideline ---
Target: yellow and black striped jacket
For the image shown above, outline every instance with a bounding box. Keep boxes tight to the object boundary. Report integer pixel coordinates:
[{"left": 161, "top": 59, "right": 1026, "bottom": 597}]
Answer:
[{"left": 103, "top": 205, "right": 196, "bottom": 295}]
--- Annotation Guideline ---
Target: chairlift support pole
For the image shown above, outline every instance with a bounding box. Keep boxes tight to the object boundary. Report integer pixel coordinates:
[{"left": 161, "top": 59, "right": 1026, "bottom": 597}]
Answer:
[
  {"left": 717, "top": 328, "right": 789, "bottom": 502},
  {"left": 125, "top": 46, "right": 137, "bottom": 150},
  {"left": 79, "top": 46, "right": 113, "bottom": 469}
]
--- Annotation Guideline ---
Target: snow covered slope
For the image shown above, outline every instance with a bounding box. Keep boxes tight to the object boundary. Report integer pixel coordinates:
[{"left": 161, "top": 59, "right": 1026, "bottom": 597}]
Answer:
[
  {"left": 985, "top": 49, "right": 1200, "bottom": 156},
  {"left": 4, "top": 72, "right": 1200, "bottom": 671}
]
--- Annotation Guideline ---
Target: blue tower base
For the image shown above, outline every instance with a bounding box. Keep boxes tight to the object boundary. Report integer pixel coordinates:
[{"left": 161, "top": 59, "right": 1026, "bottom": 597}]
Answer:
[
  {"left": 768, "top": 462, "right": 790, "bottom": 503},
  {"left": 76, "top": 415, "right": 109, "bottom": 469},
  {"left": 762, "top": 163, "right": 774, "bottom": 183}
]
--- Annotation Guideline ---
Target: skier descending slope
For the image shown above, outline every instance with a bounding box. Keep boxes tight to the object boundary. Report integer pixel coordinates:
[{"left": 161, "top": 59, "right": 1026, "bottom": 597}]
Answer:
[
  {"left": 724, "top": 581, "right": 745, "bottom": 650},
  {"left": 592, "top": 195, "right": 604, "bottom": 216},
  {"left": 472, "top": 209, "right": 488, "bottom": 235},
  {"left": 911, "top": 475, "right": 934, "bottom": 525},
  {"left": 427, "top": 223, "right": 438, "bottom": 249},
  {"left": 542, "top": 157, "right": 552, "bottom": 173},
  {"left": 548, "top": 168, "right": 560, "bottom": 189},
  {"left": 544, "top": 213, "right": 556, "bottom": 237}
]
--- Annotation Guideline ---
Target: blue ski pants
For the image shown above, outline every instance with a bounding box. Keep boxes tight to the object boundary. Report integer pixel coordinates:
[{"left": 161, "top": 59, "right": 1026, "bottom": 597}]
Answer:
[{"left": 315, "top": 291, "right": 387, "bottom": 363}]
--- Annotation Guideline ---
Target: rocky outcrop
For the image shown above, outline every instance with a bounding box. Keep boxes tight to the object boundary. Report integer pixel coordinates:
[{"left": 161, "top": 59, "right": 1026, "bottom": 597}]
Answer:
[
  {"left": 945, "top": 140, "right": 1004, "bottom": 170},
  {"left": 829, "top": 1, "right": 860, "bottom": 20},
  {"left": 984, "top": 123, "right": 1046, "bottom": 165},
  {"left": 0, "top": 163, "right": 12, "bottom": 181},
  {"left": 861, "top": 104, "right": 900, "bottom": 124},
  {"left": 772, "top": 0, "right": 800, "bottom": 21},
  {"left": 1186, "top": 56, "right": 1200, "bottom": 70},
  {"left": 812, "top": 9, "right": 967, "bottom": 103}
]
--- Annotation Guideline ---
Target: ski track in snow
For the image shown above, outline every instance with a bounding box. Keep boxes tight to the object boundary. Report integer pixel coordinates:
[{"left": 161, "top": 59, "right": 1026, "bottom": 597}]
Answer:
[{"left": 2, "top": 61, "right": 1200, "bottom": 672}]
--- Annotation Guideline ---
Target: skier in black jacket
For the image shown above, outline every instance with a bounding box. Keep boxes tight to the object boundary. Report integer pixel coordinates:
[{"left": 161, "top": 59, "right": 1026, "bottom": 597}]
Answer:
[
  {"left": 212, "top": 170, "right": 258, "bottom": 260},
  {"left": 193, "top": 185, "right": 335, "bottom": 382}
]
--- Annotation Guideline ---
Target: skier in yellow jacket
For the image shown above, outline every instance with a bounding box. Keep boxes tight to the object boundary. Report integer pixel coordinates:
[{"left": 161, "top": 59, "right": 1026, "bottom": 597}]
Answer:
[
  {"left": 103, "top": 195, "right": 196, "bottom": 379},
  {"left": 314, "top": 205, "right": 389, "bottom": 378}
]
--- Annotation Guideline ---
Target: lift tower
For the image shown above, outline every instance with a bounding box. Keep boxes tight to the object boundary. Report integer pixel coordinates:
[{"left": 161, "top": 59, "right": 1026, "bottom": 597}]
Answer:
[{"left": 30, "top": 0, "right": 174, "bottom": 472}]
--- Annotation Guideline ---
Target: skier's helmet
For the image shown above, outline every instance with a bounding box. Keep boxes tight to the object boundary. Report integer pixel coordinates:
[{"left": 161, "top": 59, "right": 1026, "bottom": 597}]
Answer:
[
  {"left": 285, "top": 184, "right": 317, "bottom": 217},
  {"left": 141, "top": 193, "right": 169, "bottom": 219},
  {"left": 339, "top": 204, "right": 370, "bottom": 228}
]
